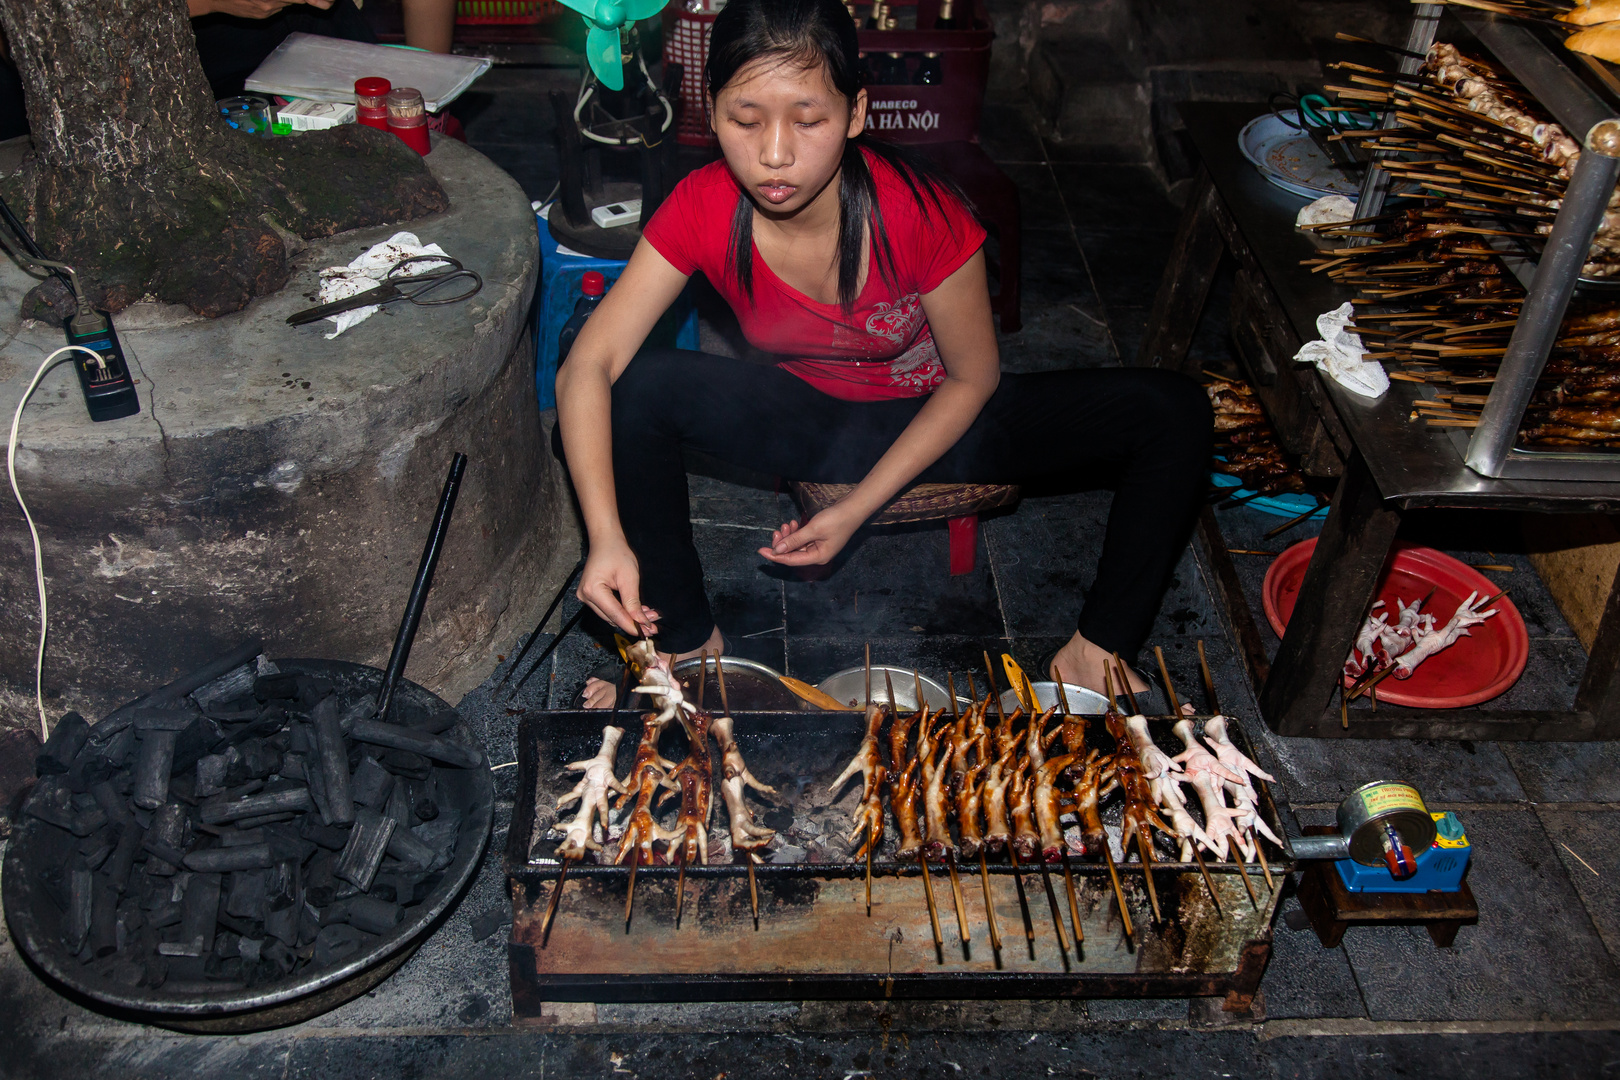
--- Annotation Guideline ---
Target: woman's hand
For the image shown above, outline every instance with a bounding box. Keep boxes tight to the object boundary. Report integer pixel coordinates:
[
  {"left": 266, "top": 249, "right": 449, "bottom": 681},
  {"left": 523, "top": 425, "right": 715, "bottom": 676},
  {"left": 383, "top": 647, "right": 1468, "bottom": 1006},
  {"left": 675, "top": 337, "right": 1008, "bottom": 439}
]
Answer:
[
  {"left": 578, "top": 540, "right": 661, "bottom": 637},
  {"left": 758, "top": 504, "right": 863, "bottom": 567}
]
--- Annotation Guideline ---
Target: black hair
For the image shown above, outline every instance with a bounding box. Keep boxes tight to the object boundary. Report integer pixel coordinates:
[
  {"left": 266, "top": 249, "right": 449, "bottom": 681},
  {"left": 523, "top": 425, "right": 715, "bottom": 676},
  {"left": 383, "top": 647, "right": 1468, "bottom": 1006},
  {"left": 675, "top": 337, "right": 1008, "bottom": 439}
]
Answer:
[{"left": 705, "top": 0, "right": 974, "bottom": 315}]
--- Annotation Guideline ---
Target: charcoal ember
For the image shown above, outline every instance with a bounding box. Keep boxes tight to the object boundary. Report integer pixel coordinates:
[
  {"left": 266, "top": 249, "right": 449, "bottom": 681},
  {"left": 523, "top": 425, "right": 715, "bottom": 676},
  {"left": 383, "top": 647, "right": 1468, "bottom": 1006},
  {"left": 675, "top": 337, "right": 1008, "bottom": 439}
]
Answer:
[
  {"left": 350, "top": 757, "right": 394, "bottom": 810},
  {"left": 299, "top": 818, "right": 351, "bottom": 852},
  {"left": 221, "top": 827, "right": 266, "bottom": 847},
  {"left": 334, "top": 809, "right": 394, "bottom": 892},
  {"left": 301, "top": 742, "right": 336, "bottom": 826},
  {"left": 348, "top": 719, "right": 481, "bottom": 770},
  {"left": 317, "top": 901, "right": 348, "bottom": 927},
  {"left": 86, "top": 876, "right": 120, "bottom": 959},
  {"left": 263, "top": 825, "right": 316, "bottom": 865},
  {"left": 199, "top": 787, "right": 314, "bottom": 825},
  {"left": 225, "top": 713, "right": 285, "bottom": 743},
  {"left": 235, "top": 812, "right": 298, "bottom": 829},
  {"left": 23, "top": 777, "right": 80, "bottom": 832},
  {"left": 413, "top": 798, "right": 439, "bottom": 822},
  {"left": 147, "top": 901, "right": 183, "bottom": 930},
  {"left": 278, "top": 752, "right": 308, "bottom": 783},
  {"left": 158, "top": 872, "right": 221, "bottom": 957},
  {"left": 131, "top": 709, "right": 197, "bottom": 732},
  {"left": 468, "top": 907, "right": 507, "bottom": 943},
  {"left": 264, "top": 861, "right": 303, "bottom": 947},
  {"left": 78, "top": 829, "right": 115, "bottom": 871},
  {"left": 385, "top": 826, "right": 436, "bottom": 872},
  {"left": 232, "top": 738, "right": 282, "bottom": 782},
  {"left": 254, "top": 673, "right": 302, "bottom": 702},
  {"left": 191, "top": 662, "right": 259, "bottom": 711},
  {"left": 338, "top": 697, "right": 376, "bottom": 736},
  {"left": 376, "top": 749, "right": 431, "bottom": 780},
  {"left": 142, "top": 803, "right": 190, "bottom": 870},
  {"left": 105, "top": 824, "right": 144, "bottom": 892},
  {"left": 36, "top": 712, "right": 90, "bottom": 775},
  {"left": 90, "top": 780, "right": 136, "bottom": 829},
  {"left": 62, "top": 868, "right": 93, "bottom": 952},
  {"left": 184, "top": 843, "right": 273, "bottom": 873},
  {"left": 225, "top": 869, "right": 268, "bottom": 919},
  {"left": 383, "top": 778, "right": 412, "bottom": 831},
  {"left": 171, "top": 716, "right": 227, "bottom": 777},
  {"left": 412, "top": 814, "right": 461, "bottom": 872},
  {"left": 130, "top": 729, "right": 179, "bottom": 810},
  {"left": 306, "top": 884, "right": 336, "bottom": 908},
  {"left": 262, "top": 938, "right": 295, "bottom": 976},
  {"left": 194, "top": 749, "right": 234, "bottom": 798},
  {"left": 344, "top": 896, "right": 401, "bottom": 935},
  {"left": 312, "top": 923, "right": 368, "bottom": 968},
  {"left": 296, "top": 677, "right": 336, "bottom": 709},
  {"left": 95, "top": 726, "right": 136, "bottom": 769},
  {"left": 238, "top": 936, "right": 263, "bottom": 963}
]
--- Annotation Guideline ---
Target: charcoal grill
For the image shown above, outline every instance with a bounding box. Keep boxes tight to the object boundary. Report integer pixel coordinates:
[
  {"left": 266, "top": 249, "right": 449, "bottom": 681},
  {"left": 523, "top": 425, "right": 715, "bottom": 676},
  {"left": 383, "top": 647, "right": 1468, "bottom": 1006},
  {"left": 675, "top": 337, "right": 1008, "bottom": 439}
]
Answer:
[
  {"left": 4, "top": 659, "right": 493, "bottom": 1033},
  {"left": 507, "top": 707, "right": 1289, "bottom": 1012}
]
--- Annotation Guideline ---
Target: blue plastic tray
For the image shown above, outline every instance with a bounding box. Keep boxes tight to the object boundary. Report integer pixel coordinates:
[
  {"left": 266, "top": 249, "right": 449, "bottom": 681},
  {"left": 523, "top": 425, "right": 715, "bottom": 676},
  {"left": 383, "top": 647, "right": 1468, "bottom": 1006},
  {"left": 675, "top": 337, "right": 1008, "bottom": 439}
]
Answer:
[{"left": 1210, "top": 470, "right": 1328, "bottom": 521}]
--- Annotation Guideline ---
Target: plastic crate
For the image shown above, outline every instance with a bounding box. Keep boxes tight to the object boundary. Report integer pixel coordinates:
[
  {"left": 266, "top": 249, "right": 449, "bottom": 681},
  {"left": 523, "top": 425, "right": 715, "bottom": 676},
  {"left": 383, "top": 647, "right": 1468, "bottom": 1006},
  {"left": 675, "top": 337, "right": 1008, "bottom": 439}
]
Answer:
[
  {"left": 455, "top": 0, "right": 557, "bottom": 26},
  {"left": 667, "top": 9, "right": 717, "bottom": 147}
]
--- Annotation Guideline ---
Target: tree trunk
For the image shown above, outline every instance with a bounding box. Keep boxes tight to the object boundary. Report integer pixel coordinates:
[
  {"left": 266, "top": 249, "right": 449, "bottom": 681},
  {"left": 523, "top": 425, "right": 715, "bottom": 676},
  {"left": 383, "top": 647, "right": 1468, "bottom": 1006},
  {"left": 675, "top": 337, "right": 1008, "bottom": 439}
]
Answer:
[{"left": 0, "top": 0, "right": 449, "bottom": 319}]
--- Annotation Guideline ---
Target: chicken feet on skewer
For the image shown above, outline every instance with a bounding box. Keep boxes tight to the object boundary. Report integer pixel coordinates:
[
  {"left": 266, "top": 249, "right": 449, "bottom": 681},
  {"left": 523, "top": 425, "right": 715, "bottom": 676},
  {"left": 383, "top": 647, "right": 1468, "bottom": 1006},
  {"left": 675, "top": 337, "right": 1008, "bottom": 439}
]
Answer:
[
  {"left": 614, "top": 715, "right": 677, "bottom": 866},
  {"left": 922, "top": 731, "right": 958, "bottom": 861},
  {"left": 1071, "top": 750, "right": 1117, "bottom": 858},
  {"left": 655, "top": 709, "right": 715, "bottom": 865},
  {"left": 555, "top": 726, "right": 628, "bottom": 860},
  {"left": 1124, "top": 714, "right": 1184, "bottom": 782},
  {"left": 892, "top": 758, "right": 926, "bottom": 860},
  {"left": 1034, "top": 753, "right": 1078, "bottom": 862},
  {"left": 1167, "top": 719, "right": 1244, "bottom": 787},
  {"left": 712, "top": 714, "right": 778, "bottom": 852},
  {"left": 1009, "top": 762, "right": 1042, "bottom": 864},
  {"left": 980, "top": 751, "right": 1016, "bottom": 856}
]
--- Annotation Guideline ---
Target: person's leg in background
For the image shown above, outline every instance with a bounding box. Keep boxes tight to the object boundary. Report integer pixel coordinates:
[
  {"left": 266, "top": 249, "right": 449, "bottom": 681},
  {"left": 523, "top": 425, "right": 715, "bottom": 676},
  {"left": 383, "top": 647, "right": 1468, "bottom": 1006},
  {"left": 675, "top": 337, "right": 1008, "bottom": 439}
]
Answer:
[{"left": 402, "top": 0, "right": 456, "bottom": 52}]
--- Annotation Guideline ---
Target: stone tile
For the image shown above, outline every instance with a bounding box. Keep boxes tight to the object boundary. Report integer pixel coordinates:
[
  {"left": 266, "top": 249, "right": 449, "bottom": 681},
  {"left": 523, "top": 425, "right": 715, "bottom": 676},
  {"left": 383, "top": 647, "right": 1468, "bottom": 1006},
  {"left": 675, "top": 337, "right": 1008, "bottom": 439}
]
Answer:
[
  {"left": 976, "top": 102, "right": 1046, "bottom": 164},
  {"left": 1504, "top": 741, "right": 1620, "bottom": 803},
  {"left": 1052, "top": 164, "right": 1180, "bottom": 240},
  {"left": 1488, "top": 638, "right": 1585, "bottom": 713},
  {"left": 984, "top": 491, "right": 1109, "bottom": 639},
  {"left": 1253, "top": 729, "right": 1526, "bottom": 806},
  {"left": 1083, "top": 997, "right": 1190, "bottom": 1021},
  {"left": 1339, "top": 809, "right": 1620, "bottom": 1021},
  {"left": 997, "top": 231, "right": 1115, "bottom": 372},
  {"left": 1261, "top": 893, "right": 1367, "bottom": 1020},
  {"left": 781, "top": 523, "right": 1005, "bottom": 640},
  {"left": 1536, "top": 809, "right": 1620, "bottom": 963}
]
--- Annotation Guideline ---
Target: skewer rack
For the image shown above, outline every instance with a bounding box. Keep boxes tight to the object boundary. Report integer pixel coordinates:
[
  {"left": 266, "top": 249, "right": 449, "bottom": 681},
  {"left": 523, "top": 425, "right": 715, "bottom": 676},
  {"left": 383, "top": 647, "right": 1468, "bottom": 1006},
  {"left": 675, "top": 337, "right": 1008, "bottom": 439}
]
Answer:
[
  {"left": 505, "top": 709, "right": 1288, "bottom": 1011},
  {"left": 1358, "top": 6, "right": 1620, "bottom": 481}
]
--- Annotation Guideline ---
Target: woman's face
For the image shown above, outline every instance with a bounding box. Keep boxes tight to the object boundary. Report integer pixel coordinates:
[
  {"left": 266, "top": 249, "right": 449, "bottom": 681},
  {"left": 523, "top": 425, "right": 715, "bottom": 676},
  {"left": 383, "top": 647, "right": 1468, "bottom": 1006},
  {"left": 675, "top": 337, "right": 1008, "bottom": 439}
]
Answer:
[{"left": 711, "top": 56, "right": 867, "bottom": 217}]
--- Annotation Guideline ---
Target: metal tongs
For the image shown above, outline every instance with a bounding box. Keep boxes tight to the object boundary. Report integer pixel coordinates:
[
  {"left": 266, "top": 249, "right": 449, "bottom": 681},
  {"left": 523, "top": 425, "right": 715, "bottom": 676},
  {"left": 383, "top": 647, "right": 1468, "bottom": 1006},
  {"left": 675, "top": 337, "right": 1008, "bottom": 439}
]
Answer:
[{"left": 287, "top": 254, "right": 483, "bottom": 326}]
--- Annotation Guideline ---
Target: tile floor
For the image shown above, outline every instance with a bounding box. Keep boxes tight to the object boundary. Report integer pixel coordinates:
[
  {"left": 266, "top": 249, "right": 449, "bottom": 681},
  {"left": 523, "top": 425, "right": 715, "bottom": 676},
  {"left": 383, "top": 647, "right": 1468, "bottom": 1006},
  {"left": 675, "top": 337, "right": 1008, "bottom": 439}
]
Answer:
[{"left": 4, "top": 58, "right": 1620, "bottom": 1080}]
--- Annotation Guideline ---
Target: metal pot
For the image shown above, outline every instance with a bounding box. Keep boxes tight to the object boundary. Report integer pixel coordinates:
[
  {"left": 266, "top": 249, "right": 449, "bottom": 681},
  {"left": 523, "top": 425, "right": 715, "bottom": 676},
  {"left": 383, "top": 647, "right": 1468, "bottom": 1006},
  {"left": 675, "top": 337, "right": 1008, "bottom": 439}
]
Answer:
[
  {"left": 816, "top": 667, "right": 955, "bottom": 712},
  {"left": 668, "top": 655, "right": 802, "bottom": 711},
  {"left": 3, "top": 658, "right": 493, "bottom": 1033},
  {"left": 997, "top": 681, "right": 1111, "bottom": 715}
]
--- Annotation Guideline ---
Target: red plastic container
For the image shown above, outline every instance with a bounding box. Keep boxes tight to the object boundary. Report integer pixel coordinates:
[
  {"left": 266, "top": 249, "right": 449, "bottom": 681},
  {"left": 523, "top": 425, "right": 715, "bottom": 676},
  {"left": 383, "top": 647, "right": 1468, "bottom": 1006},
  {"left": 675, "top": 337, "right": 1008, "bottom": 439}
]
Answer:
[
  {"left": 1262, "top": 539, "right": 1529, "bottom": 709},
  {"left": 386, "top": 87, "right": 431, "bottom": 156},
  {"left": 356, "top": 76, "right": 391, "bottom": 130}
]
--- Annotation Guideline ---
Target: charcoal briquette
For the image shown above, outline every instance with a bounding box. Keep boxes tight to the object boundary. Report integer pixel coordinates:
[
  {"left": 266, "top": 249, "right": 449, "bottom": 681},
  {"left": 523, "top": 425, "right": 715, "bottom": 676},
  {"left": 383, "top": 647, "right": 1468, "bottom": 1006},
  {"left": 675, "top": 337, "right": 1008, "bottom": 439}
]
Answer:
[
  {"left": 191, "top": 662, "right": 258, "bottom": 711},
  {"left": 385, "top": 826, "right": 436, "bottom": 872},
  {"left": 142, "top": 803, "right": 190, "bottom": 869},
  {"left": 88, "top": 877, "right": 119, "bottom": 958},
  {"left": 195, "top": 752, "right": 232, "bottom": 798},
  {"left": 312, "top": 923, "right": 367, "bottom": 968},
  {"left": 238, "top": 936, "right": 263, "bottom": 962},
  {"left": 148, "top": 901, "right": 183, "bottom": 930},
  {"left": 408, "top": 708, "right": 460, "bottom": 736},
  {"left": 302, "top": 743, "right": 336, "bottom": 825},
  {"left": 278, "top": 752, "right": 308, "bottom": 782},
  {"left": 262, "top": 938, "right": 295, "bottom": 975},
  {"left": 36, "top": 712, "right": 90, "bottom": 776},
  {"left": 142, "top": 957, "right": 169, "bottom": 989},
  {"left": 96, "top": 726, "right": 136, "bottom": 768},
  {"left": 199, "top": 787, "right": 314, "bottom": 825},
  {"left": 307, "top": 884, "right": 337, "bottom": 907},
  {"left": 78, "top": 833, "right": 115, "bottom": 872},
  {"left": 131, "top": 709, "right": 198, "bottom": 733},
  {"left": 264, "top": 861, "right": 302, "bottom": 946},
  {"left": 171, "top": 716, "right": 226, "bottom": 776},
  {"left": 62, "top": 868, "right": 93, "bottom": 952},
  {"left": 350, "top": 757, "right": 394, "bottom": 810},
  {"left": 253, "top": 673, "right": 302, "bottom": 702},
  {"left": 23, "top": 777, "right": 80, "bottom": 832},
  {"left": 225, "top": 869, "right": 268, "bottom": 920},
  {"left": 299, "top": 902, "right": 321, "bottom": 947},
  {"left": 105, "top": 824, "right": 145, "bottom": 892},
  {"left": 334, "top": 809, "right": 394, "bottom": 892},
  {"left": 220, "top": 827, "right": 266, "bottom": 847},
  {"left": 70, "top": 806, "right": 108, "bottom": 837},
  {"left": 348, "top": 719, "right": 481, "bottom": 769},
  {"left": 338, "top": 697, "right": 376, "bottom": 736},
  {"left": 90, "top": 780, "right": 135, "bottom": 828},
  {"left": 239, "top": 738, "right": 282, "bottom": 780},
  {"left": 413, "top": 798, "right": 438, "bottom": 822},
  {"left": 377, "top": 749, "right": 431, "bottom": 780},
  {"left": 130, "top": 729, "right": 179, "bottom": 810},
  {"left": 344, "top": 896, "right": 401, "bottom": 935},
  {"left": 183, "top": 843, "right": 273, "bottom": 873},
  {"left": 263, "top": 827, "right": 316, "bottom": 865},
  {"left": 298, "top": 817, "right": 351, "bottom": 851},
  {"left": 172, "top": 872, "right": 221, "bottom": 956},
  {"left": 317, "top": 900, "right": 349, "bottom": 927},
  {"left": 234, "top": 812, "right": 298, "bottom": 828},
  {"left": 383, "top": 778, "right": 412, "bottom": 831},
  {"left": 296, "top": 677, "right": 336, "bottom": 709}
]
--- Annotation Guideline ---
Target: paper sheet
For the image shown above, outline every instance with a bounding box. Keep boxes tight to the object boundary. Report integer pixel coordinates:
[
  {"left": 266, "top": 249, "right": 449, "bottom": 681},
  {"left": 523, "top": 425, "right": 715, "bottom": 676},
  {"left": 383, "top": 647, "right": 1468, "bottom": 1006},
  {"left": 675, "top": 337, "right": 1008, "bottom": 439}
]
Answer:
[{"left": 246, "top": 34, "right": 491, "bottom": 113}]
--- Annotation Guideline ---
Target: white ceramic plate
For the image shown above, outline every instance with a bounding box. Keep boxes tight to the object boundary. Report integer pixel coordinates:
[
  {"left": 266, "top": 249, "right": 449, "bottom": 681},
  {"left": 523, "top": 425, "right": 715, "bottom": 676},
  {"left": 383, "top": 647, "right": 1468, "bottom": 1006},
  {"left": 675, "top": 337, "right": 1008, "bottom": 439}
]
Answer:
[{"left": 1238, "top": 113, "right": 1361, "bottom": 200}]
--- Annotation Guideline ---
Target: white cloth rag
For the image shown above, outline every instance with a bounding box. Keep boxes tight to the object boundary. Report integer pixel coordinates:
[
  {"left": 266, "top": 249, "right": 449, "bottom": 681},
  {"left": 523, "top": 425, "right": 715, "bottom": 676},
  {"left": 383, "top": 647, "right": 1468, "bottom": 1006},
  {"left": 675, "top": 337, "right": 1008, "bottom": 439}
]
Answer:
[
  {"left": 1296, "top": 194, "right": 1356, "bottom": 228},
  {"left": 1293, "top": 301, "right": 1388, "bottom": 399},
  {"left": 316, "top": 231, "right": 453, "bottom": 339}
]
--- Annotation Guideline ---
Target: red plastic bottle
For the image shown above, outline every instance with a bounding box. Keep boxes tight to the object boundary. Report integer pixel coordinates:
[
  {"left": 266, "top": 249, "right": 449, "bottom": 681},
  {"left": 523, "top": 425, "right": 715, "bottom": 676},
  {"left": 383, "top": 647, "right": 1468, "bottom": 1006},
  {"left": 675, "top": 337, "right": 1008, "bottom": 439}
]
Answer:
[
  {"left": 355, "top": 77, "right": 391, "bottom": 131},
  {"left": 557, "top": 271, "right": 608, "bottom": 365}
]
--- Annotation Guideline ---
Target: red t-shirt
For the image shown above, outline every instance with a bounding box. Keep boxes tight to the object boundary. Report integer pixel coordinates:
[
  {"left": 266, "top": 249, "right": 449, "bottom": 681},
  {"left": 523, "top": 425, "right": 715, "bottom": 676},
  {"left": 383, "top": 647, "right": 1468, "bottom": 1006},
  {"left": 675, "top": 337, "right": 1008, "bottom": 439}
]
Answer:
[{"left": 641, "top": 149, "right": 986, "bottom": 401}]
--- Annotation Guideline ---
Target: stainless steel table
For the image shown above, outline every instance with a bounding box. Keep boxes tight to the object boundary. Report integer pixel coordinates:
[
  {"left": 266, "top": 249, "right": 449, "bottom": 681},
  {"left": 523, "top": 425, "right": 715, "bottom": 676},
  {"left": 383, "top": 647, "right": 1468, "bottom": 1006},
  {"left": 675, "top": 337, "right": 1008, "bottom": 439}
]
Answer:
[{"left": 1141, "top": 102, "right": 1620, "bottom": 740}]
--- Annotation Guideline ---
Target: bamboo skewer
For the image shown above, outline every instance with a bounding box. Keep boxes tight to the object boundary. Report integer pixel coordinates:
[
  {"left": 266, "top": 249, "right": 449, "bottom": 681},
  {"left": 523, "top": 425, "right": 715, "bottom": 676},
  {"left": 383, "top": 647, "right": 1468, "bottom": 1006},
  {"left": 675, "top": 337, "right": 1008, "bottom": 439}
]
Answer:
[
  {"left": 1154, "top": 646, "right": 1181, "bottom": 716},
  {"left": 947, "top": 854, "right": 971, "bottom": 944},
  {"left": 980, "top": 850, "right": 1003, "bottom": 952},
  {"left": 675, "top": 847, "right": 688, "bottom": 929},
  {"left": 1005, "top": 846, "right": 1037, "bottom": 944},
  {"left": 1234, "top": 851, "right": 1262, "bottom": 910},
  {"left": 540, "top": 857, "right": 573, "bottom": 945},
  {"left": 624, "top": 846, "right": 639, "bottom": 932},
  {"left": 1253, "top": 834, "right": 1276, "bottom": 891},
  {"left": 918, "top": 851, "right": 943, "bottom": 952},
  {"left": 1197, "top": 639, "right": 1221, "bottom": 715},
  {"left": 715, "top": 657, "right": 759, "bottom": 931},
  {"left": 1060, "top": 851, "right": 1085, "bottom": 947},
  {"left": 1136, "top": 833, "right": 1163, "bottom": 924},
  {"left": 1111, "top": 654, "right": 1140, "bottom": 716},
  {"left": 1036, "top": 855, "right": 1072, "bottom": 955},
  {"left": 1100, "top": 843, "right": 1134, "bottom": 941}
]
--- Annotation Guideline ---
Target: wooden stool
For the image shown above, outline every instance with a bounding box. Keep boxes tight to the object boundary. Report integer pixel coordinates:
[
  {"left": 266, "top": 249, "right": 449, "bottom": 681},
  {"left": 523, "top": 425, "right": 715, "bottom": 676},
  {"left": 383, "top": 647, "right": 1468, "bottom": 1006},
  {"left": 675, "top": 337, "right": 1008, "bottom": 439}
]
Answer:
[
  {"left": 1295, "top": 826, "right": 1478, "bottom": 948},
  {"left": 788, "top": 481, "right": 1021, "bottom": 575}
]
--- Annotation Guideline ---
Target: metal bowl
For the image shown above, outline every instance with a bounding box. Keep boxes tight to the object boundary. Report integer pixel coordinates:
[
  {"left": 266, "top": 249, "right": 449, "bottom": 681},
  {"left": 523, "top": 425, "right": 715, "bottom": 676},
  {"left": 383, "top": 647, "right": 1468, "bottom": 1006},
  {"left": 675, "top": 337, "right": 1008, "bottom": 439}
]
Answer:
[
  {"left": 2, "top": 658, "right": 493, "bottom": 1033},
  {"left": 817, "top": 666, "right": 955, "bottom": 711},
  {"left": 669, "top": 655, "right": 802, "bottom": 711},
  {"left": 998, "top": 681, "right": 1111, "bottom": 715}
]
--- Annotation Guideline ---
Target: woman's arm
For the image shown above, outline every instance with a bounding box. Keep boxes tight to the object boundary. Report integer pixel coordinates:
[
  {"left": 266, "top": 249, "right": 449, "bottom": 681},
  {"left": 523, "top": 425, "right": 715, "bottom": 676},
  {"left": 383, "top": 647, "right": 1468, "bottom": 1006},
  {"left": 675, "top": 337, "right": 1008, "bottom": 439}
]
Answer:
[
  {"left": 555, "top": 238, "right": 693, "bottom": 635},
  {"left": 761, "top": 249, "right": 1000, "bottom": 566}
]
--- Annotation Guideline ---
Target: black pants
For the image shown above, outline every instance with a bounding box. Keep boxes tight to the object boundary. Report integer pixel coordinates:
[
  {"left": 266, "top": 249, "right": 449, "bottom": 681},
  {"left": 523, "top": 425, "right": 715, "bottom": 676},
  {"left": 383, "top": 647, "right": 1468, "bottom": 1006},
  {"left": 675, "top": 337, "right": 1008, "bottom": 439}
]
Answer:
[
  {"left": 597, "top": 349, "right": 1213, "bottom": 657},
  {"left": 192, "top": 0, "right": 375, "bottom": 100}
]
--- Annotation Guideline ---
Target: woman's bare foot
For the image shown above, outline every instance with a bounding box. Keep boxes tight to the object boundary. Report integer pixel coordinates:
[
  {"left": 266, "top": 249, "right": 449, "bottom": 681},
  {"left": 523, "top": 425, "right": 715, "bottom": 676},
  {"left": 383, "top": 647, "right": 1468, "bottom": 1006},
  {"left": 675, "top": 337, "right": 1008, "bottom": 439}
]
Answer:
[
  {"left": 581, "top": 626, "right": 726, "bottom": 709},
  {"left": 1048, "top": 632, "right": 1151, "bottom": 699}
]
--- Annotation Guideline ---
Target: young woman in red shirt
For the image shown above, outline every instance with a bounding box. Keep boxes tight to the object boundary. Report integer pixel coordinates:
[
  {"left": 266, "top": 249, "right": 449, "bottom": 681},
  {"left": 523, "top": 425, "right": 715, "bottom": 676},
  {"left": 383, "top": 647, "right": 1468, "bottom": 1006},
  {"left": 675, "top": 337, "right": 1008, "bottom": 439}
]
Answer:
[{"left": 554, "top": 0, "right": 1211, "bottom": 706}]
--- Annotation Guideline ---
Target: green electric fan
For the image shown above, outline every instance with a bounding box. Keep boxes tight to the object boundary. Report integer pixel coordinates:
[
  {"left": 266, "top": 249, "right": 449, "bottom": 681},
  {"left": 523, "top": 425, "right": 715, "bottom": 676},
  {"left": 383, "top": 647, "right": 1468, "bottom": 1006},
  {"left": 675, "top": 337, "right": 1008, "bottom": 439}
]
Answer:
[{"left": 556, "top": 0, "right": 672, "bottom": 91}]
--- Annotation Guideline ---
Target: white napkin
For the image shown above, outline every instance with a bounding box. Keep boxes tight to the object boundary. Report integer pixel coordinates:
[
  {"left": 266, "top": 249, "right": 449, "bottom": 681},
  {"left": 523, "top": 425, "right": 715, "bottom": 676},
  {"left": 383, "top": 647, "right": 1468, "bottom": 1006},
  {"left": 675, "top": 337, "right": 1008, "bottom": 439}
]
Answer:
[
  {"left": 315, "top": 231, "right": 452, "bottom": 339},
  {"left": 1296, "top": 194, "right": 1356, "bottom": 228},
  {"left": 1293, "top": 301, "right": 1388, "bottom": 399}
]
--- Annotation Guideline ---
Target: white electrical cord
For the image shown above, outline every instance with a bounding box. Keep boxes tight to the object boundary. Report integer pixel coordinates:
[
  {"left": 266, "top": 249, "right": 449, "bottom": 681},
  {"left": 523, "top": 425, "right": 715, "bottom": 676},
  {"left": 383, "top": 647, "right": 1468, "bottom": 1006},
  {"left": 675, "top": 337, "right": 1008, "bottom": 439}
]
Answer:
[{"left": 8, "top": 345, "right": 105, "bottom": 742}]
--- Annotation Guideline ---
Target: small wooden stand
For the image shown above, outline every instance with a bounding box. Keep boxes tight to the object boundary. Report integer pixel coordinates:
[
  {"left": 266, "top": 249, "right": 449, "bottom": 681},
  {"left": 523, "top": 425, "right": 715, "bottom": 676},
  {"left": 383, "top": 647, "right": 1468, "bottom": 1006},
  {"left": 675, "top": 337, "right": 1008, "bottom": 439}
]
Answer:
[{"left": 1295, "top": 827, "right": 1478, "bottom": 948}]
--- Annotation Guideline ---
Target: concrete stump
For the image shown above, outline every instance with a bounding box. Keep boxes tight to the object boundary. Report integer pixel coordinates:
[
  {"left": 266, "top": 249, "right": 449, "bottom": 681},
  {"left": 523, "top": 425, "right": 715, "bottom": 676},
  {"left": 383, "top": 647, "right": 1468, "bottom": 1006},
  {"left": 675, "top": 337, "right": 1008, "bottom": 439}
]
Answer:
[{"left": 0, "top": 135, "right": 578, "bottom": 723}]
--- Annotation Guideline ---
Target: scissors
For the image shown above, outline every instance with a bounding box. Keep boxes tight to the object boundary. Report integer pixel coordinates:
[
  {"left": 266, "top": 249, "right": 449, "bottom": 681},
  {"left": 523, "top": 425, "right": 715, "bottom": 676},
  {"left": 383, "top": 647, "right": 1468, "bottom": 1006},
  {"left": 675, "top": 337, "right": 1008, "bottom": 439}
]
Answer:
[
  {"left": 286, "top": 254, "right": 483, "bottom": 326},
  {"left": 1268, "top": 91, "right": 1379, "bottom": 171}
]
